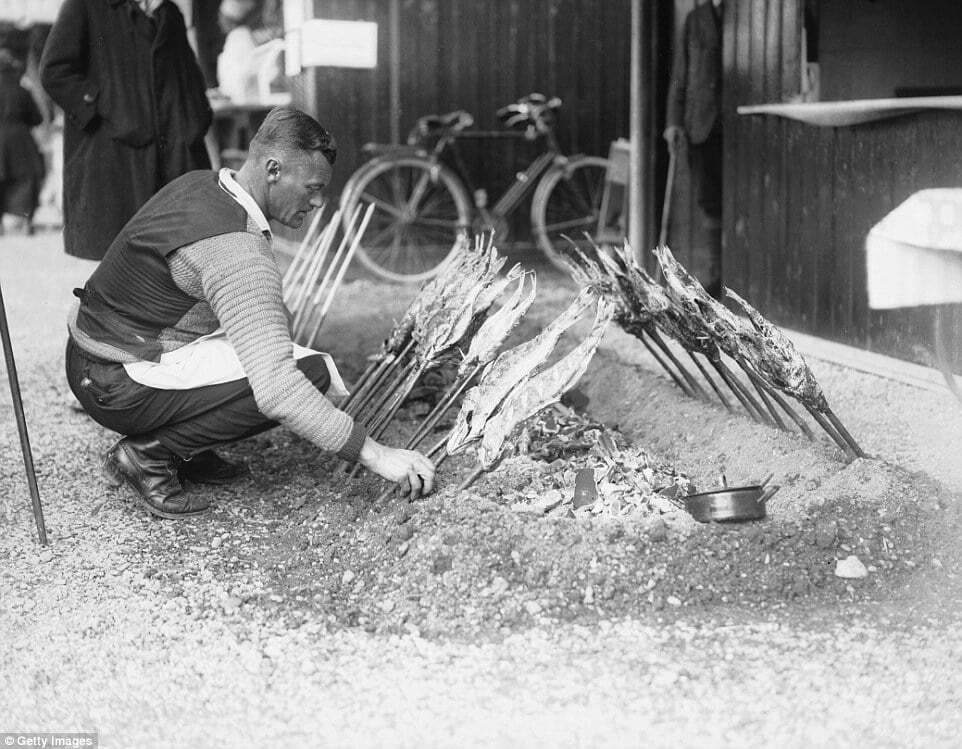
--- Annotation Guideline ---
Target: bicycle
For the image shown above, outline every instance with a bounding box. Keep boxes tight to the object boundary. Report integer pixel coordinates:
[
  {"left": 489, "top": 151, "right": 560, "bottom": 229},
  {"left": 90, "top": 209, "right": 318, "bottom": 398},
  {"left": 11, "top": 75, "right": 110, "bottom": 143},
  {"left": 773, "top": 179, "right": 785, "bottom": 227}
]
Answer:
[{"left": 339, "top": 93, "right": 614, "bottom": 282}]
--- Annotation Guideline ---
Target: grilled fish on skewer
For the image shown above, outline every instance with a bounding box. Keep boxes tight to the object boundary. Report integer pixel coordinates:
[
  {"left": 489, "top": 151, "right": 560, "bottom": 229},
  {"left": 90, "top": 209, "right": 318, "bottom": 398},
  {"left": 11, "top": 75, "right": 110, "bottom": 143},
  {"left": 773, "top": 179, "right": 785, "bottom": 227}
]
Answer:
[
  {"left": 477, "top": 299, "right": 613, "bottom": 468},
  {"left": 446, "top": 286, "right": 600, "bottom": 453}
]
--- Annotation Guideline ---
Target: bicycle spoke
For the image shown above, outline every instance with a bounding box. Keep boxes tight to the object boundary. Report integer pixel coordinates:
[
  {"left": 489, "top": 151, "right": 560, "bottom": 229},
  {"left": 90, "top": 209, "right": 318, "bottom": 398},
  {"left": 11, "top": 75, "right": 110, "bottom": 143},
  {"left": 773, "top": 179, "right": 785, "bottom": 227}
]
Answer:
[
  {"left": 359, "top": 192, "right": 405, "bottom": 220},
  {"left": 542, "top": 216, "right": 595, "bottom": 233},
  {"left": 409, "top": 216, "right": 465, "bottom": 230}
]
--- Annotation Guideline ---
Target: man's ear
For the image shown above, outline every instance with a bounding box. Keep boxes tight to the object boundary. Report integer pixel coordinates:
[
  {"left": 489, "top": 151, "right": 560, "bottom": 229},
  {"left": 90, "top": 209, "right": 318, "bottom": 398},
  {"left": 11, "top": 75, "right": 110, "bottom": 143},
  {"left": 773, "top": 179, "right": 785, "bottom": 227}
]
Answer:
[{"left": 265, "top": 157, "right": 281, "bottom": 183}]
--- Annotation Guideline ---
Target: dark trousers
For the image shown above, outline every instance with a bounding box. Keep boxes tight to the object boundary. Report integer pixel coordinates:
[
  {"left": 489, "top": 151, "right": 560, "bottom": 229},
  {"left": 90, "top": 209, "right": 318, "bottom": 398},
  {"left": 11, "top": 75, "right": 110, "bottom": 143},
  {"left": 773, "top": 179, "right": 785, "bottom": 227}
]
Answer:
[
  {"left": 688, "top": 121, "right": 723, "bottom": 287},
  {"left": 65, "top": 337, "right": 331, "bottom": 459}
]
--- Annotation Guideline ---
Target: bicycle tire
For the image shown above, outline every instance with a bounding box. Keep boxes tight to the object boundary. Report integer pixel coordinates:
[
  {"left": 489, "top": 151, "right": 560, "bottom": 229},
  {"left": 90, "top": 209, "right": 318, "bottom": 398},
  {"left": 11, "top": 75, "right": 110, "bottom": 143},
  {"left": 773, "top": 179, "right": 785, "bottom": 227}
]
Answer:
[
  {"left": 531, "top": 155, "right": 612, "bottom": 271},
  {"left": 340, "top": 156, "right": 472, "bottom": 283}
]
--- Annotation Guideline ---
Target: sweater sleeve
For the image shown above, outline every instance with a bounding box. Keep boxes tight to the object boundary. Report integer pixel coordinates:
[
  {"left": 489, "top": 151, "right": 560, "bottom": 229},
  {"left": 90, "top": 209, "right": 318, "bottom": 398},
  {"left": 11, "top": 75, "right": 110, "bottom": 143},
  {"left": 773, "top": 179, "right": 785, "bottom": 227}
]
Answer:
[{"left": 175, "top": 233, "right": 366, "bottom": 461}]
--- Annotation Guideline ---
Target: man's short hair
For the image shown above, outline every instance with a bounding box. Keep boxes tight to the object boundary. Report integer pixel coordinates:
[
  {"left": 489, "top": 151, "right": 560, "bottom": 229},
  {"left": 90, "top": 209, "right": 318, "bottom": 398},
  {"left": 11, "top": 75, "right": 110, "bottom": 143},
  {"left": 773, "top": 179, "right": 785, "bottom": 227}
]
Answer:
[{"left": 249, "top": 106, "right": 338, "bottom": 165}]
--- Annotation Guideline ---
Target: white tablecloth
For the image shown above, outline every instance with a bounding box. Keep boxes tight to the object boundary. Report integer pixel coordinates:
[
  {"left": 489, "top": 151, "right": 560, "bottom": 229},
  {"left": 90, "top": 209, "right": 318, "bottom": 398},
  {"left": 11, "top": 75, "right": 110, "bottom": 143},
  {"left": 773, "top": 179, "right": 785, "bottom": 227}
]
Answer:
[{"left": 866, "top": 189, "right": 962, "bottom": 309}]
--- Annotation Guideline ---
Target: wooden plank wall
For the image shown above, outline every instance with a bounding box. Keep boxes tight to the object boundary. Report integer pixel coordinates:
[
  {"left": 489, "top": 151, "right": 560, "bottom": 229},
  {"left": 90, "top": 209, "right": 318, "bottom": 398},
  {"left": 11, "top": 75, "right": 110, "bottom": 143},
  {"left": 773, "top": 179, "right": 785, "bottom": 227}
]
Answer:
[
  {"left": 724, "top": 0, "right": 962, "bottom": 365},
  {"left": 300, "top": 0, "right": 640, "bottom": 246}
]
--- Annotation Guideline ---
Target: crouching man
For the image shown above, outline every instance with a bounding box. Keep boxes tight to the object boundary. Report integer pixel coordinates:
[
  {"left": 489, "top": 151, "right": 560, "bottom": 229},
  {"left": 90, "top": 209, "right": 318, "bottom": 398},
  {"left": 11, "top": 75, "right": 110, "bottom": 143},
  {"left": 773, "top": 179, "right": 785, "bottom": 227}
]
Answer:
[{"left": 65, "top": 106, "right": 434, "bottom": 518}]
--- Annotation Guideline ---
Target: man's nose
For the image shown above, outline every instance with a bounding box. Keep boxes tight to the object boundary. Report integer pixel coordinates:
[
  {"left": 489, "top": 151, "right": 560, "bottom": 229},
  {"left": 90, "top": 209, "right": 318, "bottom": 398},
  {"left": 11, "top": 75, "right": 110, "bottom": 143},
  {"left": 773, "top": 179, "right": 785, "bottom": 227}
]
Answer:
[{"left": 309, "top": 193, "right": 325, "bottom": 208}]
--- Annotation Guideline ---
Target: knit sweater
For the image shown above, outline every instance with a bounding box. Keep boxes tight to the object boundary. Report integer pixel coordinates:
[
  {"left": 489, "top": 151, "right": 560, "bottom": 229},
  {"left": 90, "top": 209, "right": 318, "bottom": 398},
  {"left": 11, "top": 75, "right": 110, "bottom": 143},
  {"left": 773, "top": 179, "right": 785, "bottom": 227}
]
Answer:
[{"left": 69, "top": 180, "right": 366, "bottom": 462}]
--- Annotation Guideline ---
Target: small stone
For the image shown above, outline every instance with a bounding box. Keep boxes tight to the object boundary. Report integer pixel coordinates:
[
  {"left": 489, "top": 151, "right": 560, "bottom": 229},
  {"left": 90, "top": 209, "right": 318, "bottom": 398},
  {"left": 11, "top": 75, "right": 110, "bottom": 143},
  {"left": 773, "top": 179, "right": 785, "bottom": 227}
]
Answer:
[
  {"left": 431, "top": 554, "right": 452, "bottom": 575},
  {"left": 379, "top": 598, "right": 396, "bottom": 613},
  {"left": 648, "top": 518, "right": 669, "bottom": 543},
  {"left": 222, "top": 596, "right": 243, "bottom": 614},
  {"left": 835, "top": 555, "right": 868, "bottom": 579},
  {"left": 341, "top": 570, "right": 356, "bottom": 586},
  {"left": 38, "top": 550, "right": 54, "bottom": 563},
  {"left": 488, "top": 576, "right": 510, "bottom": 597},
  {"left": 301, "top": 660, "right": 317, "bottom": 676},
  {"left": 397, "top": 541, "right": 410, "bottom": 558},
  {"left": 804, "top": 479, "right": 820, "bottom": 491},
  {"left": 524, "top": 600, "right": 542, "bottom": 616},
  {"left": 814, "top": 519, "right": 838, "bottom": 549},
  {"left": 395, "top": 525, "right": 414, "bottom": 542},
  {"left": 666, "top": 595, "right": 682, "bottom": 607},
  {"left": 583, "top": 584, "right": 594, "bottom": 605},
  {"left": 211, "top": 537, "right": 223, "bottom": 549}
]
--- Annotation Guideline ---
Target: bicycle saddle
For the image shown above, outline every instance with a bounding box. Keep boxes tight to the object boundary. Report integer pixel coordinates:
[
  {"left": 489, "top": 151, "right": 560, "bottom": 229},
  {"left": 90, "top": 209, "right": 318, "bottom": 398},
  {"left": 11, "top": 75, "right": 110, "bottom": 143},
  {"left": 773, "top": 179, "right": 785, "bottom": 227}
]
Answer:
[
  {"left": 497, "top": 93, "right": 562, "bottom": 136},
  {"left": 407, "top": 110, "right": 475, "bottom": 145}
]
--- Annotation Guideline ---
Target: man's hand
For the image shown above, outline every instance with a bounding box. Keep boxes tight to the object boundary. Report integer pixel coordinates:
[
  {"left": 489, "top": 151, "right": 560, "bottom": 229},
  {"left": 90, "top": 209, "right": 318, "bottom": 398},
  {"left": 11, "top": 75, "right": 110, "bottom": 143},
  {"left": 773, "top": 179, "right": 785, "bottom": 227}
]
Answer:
[
  {"left": 358, "top": 437, "right": 436, "bottom": 500},
  {"left": 663, "top": 125, "right": 686, "bottom": 153}
]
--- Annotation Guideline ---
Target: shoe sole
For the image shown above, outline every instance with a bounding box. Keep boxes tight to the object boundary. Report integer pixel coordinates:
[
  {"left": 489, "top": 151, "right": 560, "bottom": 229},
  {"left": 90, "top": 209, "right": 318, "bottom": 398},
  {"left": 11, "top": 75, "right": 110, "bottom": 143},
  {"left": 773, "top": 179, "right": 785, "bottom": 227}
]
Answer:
[{"left": 103, "top": 453, "right": 210, "bottom": 520}]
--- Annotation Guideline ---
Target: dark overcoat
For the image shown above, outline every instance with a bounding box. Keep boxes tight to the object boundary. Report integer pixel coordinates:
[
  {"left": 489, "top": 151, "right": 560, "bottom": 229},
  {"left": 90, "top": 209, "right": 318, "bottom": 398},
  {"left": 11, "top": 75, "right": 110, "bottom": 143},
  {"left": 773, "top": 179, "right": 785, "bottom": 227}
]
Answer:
[
  {"left": 666, "top": 1, "right": 722, "bottom": 145},
  {"left": 40, "top": 0, "right": 212, "bottom": 259}
]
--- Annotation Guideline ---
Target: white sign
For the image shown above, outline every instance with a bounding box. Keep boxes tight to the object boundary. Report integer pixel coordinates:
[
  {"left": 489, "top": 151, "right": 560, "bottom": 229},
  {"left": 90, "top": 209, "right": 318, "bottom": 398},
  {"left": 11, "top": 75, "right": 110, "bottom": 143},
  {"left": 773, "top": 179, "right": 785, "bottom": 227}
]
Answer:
[{"left": 300, "top": 19, "right": 378, "bottom": 69}]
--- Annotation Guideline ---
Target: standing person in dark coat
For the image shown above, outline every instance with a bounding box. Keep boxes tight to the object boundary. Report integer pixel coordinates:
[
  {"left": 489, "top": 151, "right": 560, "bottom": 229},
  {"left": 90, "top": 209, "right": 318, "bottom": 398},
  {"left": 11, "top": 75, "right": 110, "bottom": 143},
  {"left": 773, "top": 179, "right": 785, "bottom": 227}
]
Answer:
[
  {"left": 0, "top": 49, "right": 45, "bottom": 234},
  {"left": 40, "top": 0, "right": 213, "bottom": 261},
  {"left": 664, "top": 0, "right": 723, "bottom": 297}
]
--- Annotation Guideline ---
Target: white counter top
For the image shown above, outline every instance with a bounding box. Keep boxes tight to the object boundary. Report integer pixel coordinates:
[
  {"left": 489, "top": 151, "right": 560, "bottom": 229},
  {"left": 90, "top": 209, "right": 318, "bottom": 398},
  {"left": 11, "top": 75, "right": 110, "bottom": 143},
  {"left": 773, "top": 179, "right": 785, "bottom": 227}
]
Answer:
[{"left": 737, "top": 95, "right": 962, "bottom": 127}]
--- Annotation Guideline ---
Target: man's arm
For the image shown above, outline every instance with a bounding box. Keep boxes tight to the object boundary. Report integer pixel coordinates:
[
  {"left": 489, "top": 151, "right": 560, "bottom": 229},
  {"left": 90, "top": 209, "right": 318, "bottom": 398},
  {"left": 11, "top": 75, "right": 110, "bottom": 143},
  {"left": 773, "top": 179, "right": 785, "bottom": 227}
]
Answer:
[
  {"left": 39, "top": 0, "right": 101, "bottom": 133},
  {"left": 177, "top": 234, "right": 435, "bottom": 494}
]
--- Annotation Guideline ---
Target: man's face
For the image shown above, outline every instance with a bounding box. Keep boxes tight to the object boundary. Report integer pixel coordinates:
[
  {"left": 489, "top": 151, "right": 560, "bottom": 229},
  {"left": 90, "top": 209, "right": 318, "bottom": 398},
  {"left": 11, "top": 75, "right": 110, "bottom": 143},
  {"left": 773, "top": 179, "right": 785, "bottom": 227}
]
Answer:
[{"left": 266, "top": 150, "right": 333, "bottom": 228}]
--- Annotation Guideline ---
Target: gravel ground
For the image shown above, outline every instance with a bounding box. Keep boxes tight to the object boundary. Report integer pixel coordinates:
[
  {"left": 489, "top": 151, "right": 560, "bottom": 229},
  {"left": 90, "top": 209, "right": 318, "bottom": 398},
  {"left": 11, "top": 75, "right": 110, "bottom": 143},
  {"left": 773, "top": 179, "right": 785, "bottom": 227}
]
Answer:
[{"left": 2, "top": 233, "right": 961, "bottom": 748}]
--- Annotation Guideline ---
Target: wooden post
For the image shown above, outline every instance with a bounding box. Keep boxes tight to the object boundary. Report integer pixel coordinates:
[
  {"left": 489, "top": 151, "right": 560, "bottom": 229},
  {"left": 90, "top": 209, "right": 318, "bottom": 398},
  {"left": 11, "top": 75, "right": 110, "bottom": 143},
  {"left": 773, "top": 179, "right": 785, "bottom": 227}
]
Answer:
[
  {"left": 389, "top": 0, "right": 401, "bottom": 145},
  {"left": 629, "top": 0, "right": 645, "bottom": 262}
]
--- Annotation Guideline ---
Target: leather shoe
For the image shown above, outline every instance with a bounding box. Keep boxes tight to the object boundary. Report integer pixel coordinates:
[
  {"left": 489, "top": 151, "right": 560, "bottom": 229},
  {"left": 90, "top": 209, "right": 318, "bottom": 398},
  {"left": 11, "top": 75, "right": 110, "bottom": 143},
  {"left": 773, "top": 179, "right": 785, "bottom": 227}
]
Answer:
[
  {"left": 179, "top": 450, "right": 248, "bottom": 485},
  {"left": 103, "top": 437, "right": 210, "bottom": 519}
]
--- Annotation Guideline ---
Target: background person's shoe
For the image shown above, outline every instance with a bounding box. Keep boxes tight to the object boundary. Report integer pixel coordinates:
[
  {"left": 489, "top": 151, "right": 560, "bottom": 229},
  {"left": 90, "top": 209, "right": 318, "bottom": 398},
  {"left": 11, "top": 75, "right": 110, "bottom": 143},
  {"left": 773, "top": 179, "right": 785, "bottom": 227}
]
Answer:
[
  {"left": 179, "top": 450, "right": 248, "bottom": 485},
  {"left": 103, "top": 437, "right": 210, "bottom": 519}
]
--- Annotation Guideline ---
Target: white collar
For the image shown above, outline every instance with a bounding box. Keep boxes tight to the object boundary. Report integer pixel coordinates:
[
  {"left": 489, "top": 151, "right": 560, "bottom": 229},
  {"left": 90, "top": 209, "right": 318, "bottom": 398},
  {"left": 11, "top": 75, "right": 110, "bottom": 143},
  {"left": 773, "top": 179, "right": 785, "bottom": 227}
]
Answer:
[{"left": 218, "top": 168, "right": 272, "bottom": 240}]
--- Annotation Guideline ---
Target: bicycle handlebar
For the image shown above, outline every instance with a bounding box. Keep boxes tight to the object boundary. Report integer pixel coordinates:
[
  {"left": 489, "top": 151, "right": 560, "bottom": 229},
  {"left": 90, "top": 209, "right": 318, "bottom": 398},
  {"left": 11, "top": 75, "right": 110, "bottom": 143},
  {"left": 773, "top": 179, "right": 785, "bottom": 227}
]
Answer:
[{"left": 399, "top": 93, "right": 563, "bottom": 149}]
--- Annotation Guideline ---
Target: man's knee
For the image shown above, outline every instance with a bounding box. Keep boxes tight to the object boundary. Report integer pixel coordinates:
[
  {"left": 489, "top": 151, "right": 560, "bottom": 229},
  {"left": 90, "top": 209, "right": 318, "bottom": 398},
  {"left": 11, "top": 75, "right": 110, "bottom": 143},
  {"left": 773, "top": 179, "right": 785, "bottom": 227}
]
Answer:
[{"left": 297, "top": 355, "right": 332, "bottom": 394}]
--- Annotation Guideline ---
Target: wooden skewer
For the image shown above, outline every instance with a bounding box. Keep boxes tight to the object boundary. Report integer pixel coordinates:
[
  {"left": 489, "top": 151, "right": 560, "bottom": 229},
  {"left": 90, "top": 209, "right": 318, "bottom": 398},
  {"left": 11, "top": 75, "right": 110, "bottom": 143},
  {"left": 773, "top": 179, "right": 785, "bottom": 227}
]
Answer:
[
  {"left": 762, "top": 384, "right": 818, "bottom": 441},
  {"left": 346, "top": 339, "right": 416, "bottom": 418},
  {"left": 637, "top": 328, "right": 695, "bottom": 397},
  {"left": 344, "top": 351, "right": 399, "bottom": 415},
  {"left": 285, "top": 210, "right": 336, "bottom": 307},
  {"left": 730, "top": 361, "right": 778, "bottom": 428},
  {"left": 804, "top": 402, "right": 857, "bottom": 459},
  {"left": 289, "top": 211, "right": 340, "bottom": 324},
  {"left": 744, "top": 369, "right": 788, "bottom": 431},
  {"left": 710, "top": 358, "right": 766, "bottom": 422},
  {"left": 458, "top": 465, "right": 486, "bottom": 491},
  {"left": 645, "top": 326, "right": 710, "bottom": 401},
  {"left": 296, "top": 205, "right": 361, "bottom": 339},
  {"left": 687, "top": 350, "right": 732, "bottom": 411},
  {"left": 292, "top": 215, "right": 342, "bottom": 337},
  {"left": 366, "top": 360, "right": 431, "bottom": 439},
  {"left": 823, "top": 406, "right": 866, "bottom": 458},
  {"left": 405, "top": 362, "right": 484, "bottom": 450},
  {"left": 353, "top": 349, "right": 418, "bottom": 426},
  {"left": 282, "top": 202, "right": 326, "bottom": 289},
  {"left": 307, "top": 204, "right": 374, "bottom": 348}
]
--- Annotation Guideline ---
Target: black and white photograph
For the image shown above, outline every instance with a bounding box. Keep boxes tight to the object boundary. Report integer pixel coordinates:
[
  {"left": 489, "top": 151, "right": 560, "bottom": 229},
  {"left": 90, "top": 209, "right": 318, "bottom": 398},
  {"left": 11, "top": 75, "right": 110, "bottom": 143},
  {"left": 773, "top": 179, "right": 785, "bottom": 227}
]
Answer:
[{"left": 1, "top": 0, "right": 961, "bottom": 746}]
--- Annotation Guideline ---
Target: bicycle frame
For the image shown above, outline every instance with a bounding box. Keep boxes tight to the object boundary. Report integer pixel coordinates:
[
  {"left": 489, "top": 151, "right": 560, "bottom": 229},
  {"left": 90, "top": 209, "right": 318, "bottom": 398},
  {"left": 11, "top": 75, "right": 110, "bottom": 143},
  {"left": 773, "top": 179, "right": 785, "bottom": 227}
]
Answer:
[{"left": 440, "top": 130, "right": 562, "bottom": 222}]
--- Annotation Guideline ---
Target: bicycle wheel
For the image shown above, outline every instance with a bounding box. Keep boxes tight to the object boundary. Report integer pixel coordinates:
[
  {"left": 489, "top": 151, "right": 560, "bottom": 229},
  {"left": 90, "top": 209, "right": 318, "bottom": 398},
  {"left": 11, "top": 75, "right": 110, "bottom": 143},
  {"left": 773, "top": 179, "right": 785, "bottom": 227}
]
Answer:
[
  {"left": 340, "top": 156, "right": 472, "bottom": 283},
  {"left": 531, "top": 155, "right": 612, "bottom": 271}
]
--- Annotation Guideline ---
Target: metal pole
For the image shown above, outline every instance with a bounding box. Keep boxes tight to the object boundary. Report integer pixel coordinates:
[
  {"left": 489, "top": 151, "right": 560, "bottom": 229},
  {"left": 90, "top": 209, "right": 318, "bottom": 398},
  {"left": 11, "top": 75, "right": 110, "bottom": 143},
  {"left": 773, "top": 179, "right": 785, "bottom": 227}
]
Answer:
[
  {"left": 628, "top": 0, "right": 645, "bottom": 262},
  {"left": 0, "top": 281, "right": 47, "bottom": 546}
]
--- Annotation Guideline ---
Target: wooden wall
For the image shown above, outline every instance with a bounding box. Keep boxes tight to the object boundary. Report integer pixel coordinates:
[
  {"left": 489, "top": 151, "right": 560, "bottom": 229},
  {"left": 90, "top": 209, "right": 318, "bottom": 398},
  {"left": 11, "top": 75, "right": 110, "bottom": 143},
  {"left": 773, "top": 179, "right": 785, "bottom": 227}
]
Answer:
[
  {"left": 299, "top": 0, "right": 642, "bottom": 244},
  {"left": 723, "top": 0, "right": 962, "bottom": 365}
]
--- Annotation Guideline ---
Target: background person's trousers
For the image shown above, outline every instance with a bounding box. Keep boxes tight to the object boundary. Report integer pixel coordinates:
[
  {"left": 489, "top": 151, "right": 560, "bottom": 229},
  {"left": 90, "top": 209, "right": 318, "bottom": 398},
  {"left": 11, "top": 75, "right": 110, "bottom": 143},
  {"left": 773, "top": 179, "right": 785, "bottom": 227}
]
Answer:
[{"left": 66, "top": 337, "right": 331, "bottom": 459}]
